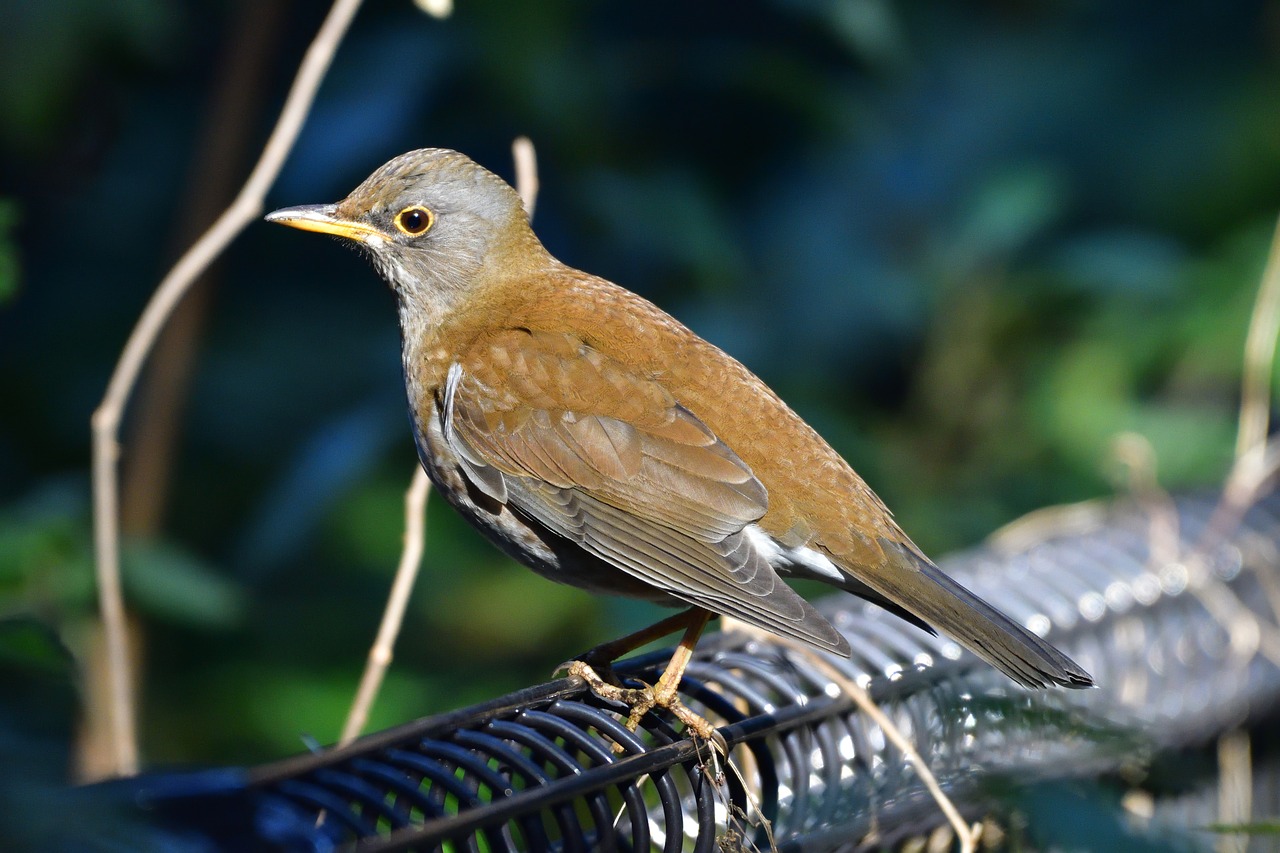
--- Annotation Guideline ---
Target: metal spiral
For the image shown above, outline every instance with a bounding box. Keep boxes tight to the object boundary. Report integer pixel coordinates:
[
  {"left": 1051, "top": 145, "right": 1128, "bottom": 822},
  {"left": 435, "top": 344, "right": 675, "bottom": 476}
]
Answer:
[{"left": 125, "top": 493, "right": 1280, "bottom": 851}]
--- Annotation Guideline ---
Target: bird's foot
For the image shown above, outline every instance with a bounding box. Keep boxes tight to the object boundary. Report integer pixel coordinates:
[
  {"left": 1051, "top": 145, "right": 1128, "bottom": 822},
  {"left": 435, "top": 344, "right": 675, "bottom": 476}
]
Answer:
[
  {"left": 565, "top": 660, "right": 725, "bottom": 754},
  {"left": 554, "top": 655, "right": 624, "bottom": 688}
]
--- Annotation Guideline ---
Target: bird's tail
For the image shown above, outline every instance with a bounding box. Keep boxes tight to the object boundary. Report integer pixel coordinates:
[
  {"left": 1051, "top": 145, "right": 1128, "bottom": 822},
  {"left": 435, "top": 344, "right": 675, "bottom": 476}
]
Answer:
[{"left": 862, "top": 540, "right": 1094, "bottom": 689}]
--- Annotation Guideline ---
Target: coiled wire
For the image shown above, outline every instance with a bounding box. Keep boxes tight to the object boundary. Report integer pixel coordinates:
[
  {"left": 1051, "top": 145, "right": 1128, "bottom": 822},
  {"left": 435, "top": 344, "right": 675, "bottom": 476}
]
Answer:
[{"left": 131, "top": 493, "right": 1280, "bottom": 851}]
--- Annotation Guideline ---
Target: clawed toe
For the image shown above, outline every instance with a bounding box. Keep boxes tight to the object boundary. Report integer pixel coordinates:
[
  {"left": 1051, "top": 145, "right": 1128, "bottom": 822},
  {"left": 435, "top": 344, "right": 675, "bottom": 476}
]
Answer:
[
  {"left": 565, "top": 660, "right": 649, "bottom": 705},
  {"left": 566, "top": 660, "right": 721, "bottom": 750},
  {"left": 561, "top": 609, "right": 720, "bottom": 751}
]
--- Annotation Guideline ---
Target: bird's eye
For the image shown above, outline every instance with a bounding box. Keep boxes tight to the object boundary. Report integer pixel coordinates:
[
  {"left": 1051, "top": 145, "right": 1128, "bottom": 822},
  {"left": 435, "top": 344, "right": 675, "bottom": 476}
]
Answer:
[{"left": 394, "top": 205, "right": 434, "bottom": 237}]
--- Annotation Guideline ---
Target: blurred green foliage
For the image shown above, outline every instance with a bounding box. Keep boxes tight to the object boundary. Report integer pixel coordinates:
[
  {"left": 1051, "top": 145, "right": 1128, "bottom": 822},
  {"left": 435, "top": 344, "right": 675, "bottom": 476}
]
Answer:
[
  {"left": 0, "top": 0, "right": 1278, "bottom": 845},
  {"left": 0, "top": 200, "right": 18, "bottom": 305}
]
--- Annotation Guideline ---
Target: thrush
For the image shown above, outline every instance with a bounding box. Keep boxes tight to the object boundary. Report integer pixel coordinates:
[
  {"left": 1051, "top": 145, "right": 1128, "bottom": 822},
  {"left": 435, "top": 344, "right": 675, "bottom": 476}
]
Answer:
[{"left": 267, "top": 148, "right": 1092, "bottom": 740}]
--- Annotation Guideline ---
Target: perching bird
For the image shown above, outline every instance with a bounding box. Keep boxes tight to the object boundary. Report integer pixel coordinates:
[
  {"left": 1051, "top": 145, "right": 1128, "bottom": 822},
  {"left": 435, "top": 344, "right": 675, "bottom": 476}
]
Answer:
[{"left": 267, "top": 148, "right": 1092, "bottom": 737}]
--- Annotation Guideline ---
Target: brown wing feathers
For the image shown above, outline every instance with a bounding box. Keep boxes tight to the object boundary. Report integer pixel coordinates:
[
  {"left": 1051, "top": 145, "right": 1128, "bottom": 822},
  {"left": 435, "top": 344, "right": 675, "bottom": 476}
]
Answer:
[{"left": 445, "top": 328, "right": 851, "bottom": 655}]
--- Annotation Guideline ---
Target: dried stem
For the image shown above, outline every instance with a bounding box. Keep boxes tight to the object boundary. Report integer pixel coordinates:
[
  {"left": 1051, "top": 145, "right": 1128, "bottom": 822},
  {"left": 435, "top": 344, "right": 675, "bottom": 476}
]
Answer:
[
  {"left": 88, "top": 0, "right": 366, "bottom": 778},
  {"left": 337, "top": 467, "right": 432, "bottom": 746},
  {"left": 1110, "top": 432, "right": 1180, "bottom": 568},
  {"left": 512, "top": 136, "right": 540, "bottom": 220},
  {"left": 1234, "top": 215, "right": 1280, "bottom": 464},
  {"left": 1195, "top": 219, "right": 1280, "bottom": 556},
  {"left": 1217, "top": 730, "right": 1252, "bottom": 853}
]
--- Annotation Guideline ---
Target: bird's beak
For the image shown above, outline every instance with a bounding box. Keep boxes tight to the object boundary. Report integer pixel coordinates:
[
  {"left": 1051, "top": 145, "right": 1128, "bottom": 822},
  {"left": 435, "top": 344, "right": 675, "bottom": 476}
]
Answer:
[{"left": 265, "top": 204, "right": 387, "bottom": 244}]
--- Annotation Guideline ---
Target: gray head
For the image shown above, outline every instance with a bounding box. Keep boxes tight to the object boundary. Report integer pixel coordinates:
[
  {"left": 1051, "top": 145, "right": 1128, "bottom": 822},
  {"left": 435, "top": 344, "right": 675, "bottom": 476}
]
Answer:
[{"left": 267, "top": 148, "right": 542, "bottom": 319}]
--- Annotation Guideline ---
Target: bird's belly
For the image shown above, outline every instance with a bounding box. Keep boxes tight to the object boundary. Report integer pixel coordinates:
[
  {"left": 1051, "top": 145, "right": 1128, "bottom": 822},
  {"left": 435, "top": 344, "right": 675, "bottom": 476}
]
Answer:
[{"left": 413, "top": 408, "right": 680, "bottom": 605}]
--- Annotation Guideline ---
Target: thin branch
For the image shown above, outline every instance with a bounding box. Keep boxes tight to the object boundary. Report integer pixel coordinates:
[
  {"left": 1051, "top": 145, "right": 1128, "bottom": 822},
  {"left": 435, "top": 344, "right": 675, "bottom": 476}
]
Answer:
[
  {"left": 513, "top": 136, "right": 540, "bottom": 220},
  {"left": 414, "top": 0, "right": 454, "bottom": 17},
  {"left": 337, "top": 467, "right": 432, "bottom": 746},
  {"left": 89, "top": 0, "right": 366, "bottom": 778},
  {"left": 1110, "top": 431, "right": 1180, "bottom": 568},
  {"left": 1217, "top": 730, "right": 1252, "bottom": 853}
]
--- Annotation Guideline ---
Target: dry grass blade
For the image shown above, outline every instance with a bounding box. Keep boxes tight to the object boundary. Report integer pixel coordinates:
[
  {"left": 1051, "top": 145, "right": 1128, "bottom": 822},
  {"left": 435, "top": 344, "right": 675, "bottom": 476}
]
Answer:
[
  {"left": 1235, "top": 215, "right": 1280, "bottom": 465},
  {"left": 1217, "top": 730, "right": 1252, "bottom": 853},
  {"left": 88, "top": 0, "right": 367, "bottom": 778},
  {"left": 1195, "top": 219, "right": 1280, "bottom": 555},
  {"left": 800, "top": 650, "right": 977, "bottom": 853}
]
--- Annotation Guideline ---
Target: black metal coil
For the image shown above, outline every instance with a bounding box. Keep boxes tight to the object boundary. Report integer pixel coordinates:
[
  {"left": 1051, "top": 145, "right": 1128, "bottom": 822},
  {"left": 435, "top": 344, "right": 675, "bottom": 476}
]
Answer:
[{"left": 128, "top": 493, "right": 1280, "bottom": 851}]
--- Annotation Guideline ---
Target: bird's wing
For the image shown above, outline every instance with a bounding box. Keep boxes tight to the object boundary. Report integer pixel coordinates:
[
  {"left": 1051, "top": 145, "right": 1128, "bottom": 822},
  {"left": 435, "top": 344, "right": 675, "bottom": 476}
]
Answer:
[{"left": 442, "top": 327, "right": 849, "bottom": 654}]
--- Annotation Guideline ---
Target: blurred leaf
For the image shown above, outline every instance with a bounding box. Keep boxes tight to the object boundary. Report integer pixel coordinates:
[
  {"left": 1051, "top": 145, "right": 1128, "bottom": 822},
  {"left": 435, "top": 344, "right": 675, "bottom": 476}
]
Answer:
[
  {"left": 195, "top": 665, "right": 445, "bottom": 757},
  {"left": 0, "top": 199, "right": 18, "bottom": 304},
  {"left": 946, "top": 164, "right": 1070, "bottom": 272},
  {"left": 1050, "top": 230, "right": 1185, "bottom": 298},
  {"left": 0, "top": 481, "right": 95, "bottom": 611},
  {"left": 122, "top": 540, "right": 244, "bottom": 629},
  {"left": 326, "top": 473, "right": 410, "bottom": 570},
  {"left": 0, "top": 618, "right": 76, "bottom": 794},
  {"left": 0, "top": 0, "right": 178, "bottom": 152},
  {"left": 434, "top": 566, "right": 596, "bottom": 658},
  {"left": 0, "top": 617, "right": 74, "bottom": 680},
  {"left": 1205, "top": 821, "right": 1280, "bottom": 835}
]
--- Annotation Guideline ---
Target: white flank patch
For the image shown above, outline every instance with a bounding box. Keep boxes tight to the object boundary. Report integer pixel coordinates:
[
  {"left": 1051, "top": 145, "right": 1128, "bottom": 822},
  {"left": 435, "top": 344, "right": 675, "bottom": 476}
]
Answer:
[
  {"left": 744, "top": 524, "right": 846, "bottom": 581},
  {"left": 442, "top": 363, "right": 462, "bottom": 440},
  {"left": 789, "top": 544, "right": 845, "bottom": 581},
  {"left": 743, "top": 524, "right": 783, "bottom": 561}
]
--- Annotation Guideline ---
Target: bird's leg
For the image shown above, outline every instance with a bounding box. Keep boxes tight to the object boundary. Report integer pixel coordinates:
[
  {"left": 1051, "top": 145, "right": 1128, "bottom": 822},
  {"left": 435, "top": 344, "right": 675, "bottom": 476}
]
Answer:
[
  {"left": 626, "top": 609, "right": 717, "bottom": 739},
  {"left": 563, "top": 608, "right": 722, "bottom": 748},
  {"left": 569, "top": 606, "right": 709, "bottom": 684}
]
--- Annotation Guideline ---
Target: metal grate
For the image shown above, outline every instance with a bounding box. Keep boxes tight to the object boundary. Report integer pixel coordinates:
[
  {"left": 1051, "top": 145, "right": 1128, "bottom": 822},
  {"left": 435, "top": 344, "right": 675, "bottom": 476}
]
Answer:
[{"left": 127, "top": 493, "right": 1280, "bottom": 851}]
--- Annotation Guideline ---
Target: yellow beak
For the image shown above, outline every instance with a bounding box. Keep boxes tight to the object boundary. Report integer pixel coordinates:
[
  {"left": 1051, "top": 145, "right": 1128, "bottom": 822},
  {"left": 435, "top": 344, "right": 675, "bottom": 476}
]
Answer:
[{"left": 265, "top": 204, "right": 387, "bottom": 244}]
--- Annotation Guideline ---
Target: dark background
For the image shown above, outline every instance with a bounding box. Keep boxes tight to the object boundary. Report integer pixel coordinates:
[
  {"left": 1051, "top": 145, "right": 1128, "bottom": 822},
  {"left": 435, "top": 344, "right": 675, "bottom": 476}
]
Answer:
[{"left": 1, "top": 0, "right": 1278, "bottom": 837}]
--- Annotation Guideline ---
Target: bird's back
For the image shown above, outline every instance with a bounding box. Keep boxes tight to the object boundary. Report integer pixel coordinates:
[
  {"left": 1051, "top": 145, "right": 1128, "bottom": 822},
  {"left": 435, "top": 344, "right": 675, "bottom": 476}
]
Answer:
[{"left": 498, "top": 262, "right": 910, "bottom": 568}]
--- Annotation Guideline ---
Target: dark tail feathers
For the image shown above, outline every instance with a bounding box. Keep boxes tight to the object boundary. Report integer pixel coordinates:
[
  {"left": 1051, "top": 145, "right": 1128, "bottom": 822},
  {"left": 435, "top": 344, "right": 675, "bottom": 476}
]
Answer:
[{"left": 865, "top": 540, "right": 1094, "bottom": 689}]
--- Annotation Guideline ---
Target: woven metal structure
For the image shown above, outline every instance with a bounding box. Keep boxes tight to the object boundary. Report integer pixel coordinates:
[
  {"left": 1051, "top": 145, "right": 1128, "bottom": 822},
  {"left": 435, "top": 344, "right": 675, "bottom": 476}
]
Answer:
[{"left": 123, "top": 493, "right": 1280, "bottom": 851}]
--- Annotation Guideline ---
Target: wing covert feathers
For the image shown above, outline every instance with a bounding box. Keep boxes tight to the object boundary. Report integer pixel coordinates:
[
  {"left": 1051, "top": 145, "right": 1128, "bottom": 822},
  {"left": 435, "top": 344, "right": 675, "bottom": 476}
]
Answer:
[{"left": 443, "top": 328, "right": 850, "bottom": 656}]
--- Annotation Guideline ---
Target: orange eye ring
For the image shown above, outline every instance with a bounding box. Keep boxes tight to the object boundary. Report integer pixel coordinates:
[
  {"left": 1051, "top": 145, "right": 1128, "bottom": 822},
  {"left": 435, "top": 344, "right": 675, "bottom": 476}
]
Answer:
[{"left": 394, "top": 205, "right": 434, "bottom": 237}]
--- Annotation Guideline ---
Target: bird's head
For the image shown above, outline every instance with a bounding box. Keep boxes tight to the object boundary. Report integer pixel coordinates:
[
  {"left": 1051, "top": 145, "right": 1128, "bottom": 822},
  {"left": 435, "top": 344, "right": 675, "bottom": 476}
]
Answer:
[{"left": 267, "top": 148, "right": 540, "bottom": 321}]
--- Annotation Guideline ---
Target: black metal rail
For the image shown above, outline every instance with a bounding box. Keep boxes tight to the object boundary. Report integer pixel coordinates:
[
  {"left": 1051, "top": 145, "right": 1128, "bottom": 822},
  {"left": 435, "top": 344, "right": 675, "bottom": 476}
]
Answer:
[{"left": 124, "top": 493, "right": 1280, "bottom": 851}]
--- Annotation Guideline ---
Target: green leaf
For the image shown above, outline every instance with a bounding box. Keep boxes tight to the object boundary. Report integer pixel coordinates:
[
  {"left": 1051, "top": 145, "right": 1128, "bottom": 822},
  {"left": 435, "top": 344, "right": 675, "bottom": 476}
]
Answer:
[
  {"left": 0, "top": 198, "right": 18, "bottom": 304},
  {"left": 121, "top": 540, "right": 245, "bottom": 629}
]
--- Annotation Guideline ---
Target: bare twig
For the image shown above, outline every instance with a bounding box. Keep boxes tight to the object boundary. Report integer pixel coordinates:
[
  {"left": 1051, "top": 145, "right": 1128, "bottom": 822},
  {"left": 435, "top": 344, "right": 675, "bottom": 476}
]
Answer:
[
  {"left": 1110, "top": 432, "right": 1180, "bottom": 568},
  {"left": 337, "top": 467, "right": 432, "bottom": 745},
  {"left": 512, "top": 136, "right": 540, "bottom": 219},
  {"left": 89, "top": 0, "right": 366, "bottom": 778},
  {"left": 1217, "top": 730, "right": 1252, "bottom": 853},
  {"left": 335, "top": 138, "right": 542, "bottom": 744},
  {"left": 414, "top": 0, "right": 454, "bottom": 17}
]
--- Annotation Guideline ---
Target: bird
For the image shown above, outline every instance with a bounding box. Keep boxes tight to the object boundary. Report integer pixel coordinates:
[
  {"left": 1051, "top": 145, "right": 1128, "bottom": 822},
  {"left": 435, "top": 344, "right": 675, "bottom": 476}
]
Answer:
[{"left": 267, "top": 148, "right": 1092, "bottom": 739}]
